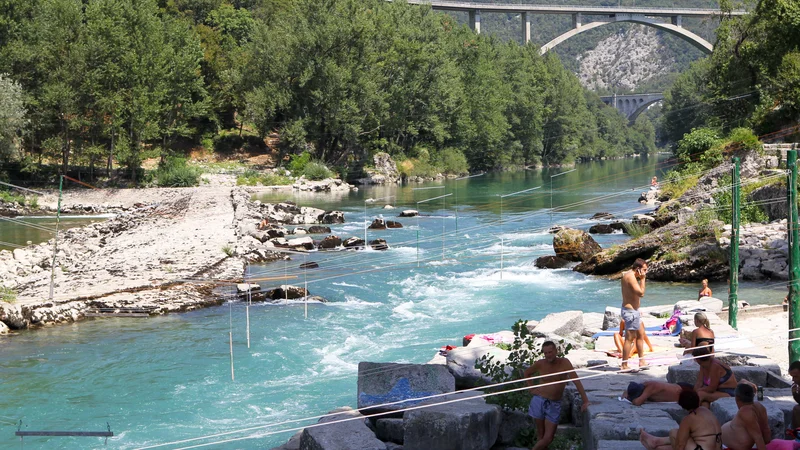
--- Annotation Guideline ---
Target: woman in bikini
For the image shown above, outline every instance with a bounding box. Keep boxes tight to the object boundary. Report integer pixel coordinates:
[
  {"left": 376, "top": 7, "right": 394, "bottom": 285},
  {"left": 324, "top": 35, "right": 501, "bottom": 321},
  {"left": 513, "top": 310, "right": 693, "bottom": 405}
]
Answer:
[
  {"left": 693, "top": 347, "right": 738, "bottom": 407},
  {"left": 613, "top": 318, "right": 655, "bottom": 357},
  {"left": 640, "top": 389, "right": 723, "bottom": 450},
  {"left": 680, "top": 312, "right": 715, "bottom": 354},
  {"left": 698, "top": 279, "right": 713, "bottom": 299}
]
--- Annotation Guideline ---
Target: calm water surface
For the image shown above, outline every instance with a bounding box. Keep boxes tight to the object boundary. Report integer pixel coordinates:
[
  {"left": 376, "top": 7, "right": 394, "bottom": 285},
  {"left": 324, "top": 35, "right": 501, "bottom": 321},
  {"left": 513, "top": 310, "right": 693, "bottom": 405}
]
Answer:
[{"left": 0, "top": 157, "right": 786, "bottom": 449}]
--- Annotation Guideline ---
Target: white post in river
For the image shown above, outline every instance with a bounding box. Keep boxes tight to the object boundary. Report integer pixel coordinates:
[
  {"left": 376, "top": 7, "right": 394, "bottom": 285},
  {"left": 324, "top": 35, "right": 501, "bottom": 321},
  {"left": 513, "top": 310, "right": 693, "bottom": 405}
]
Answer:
[
  {"left": 453, "top": 173, "right": 485, "bottom": 231},
  {"left": 416, "top": 192, "right": 452, "bottom": 267},
  {"left": 413, "top": 186, "right": 445, "bottom": 266},
  {"left": 246, "top": 262, "right": 250, "bottom": 349},
  {"left": 499, "top": 186, "right": 543, "bottom": 279}
]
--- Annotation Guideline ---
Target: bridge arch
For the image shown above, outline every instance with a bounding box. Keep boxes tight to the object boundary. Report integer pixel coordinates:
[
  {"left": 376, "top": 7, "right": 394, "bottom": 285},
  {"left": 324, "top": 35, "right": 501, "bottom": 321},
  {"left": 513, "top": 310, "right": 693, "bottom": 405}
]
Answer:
[
  {"left": 540, "top": 18, "right": 713, "bottom": 55},
  {"left": 628, "top": 97, "right": 663, "bottom": 123}
]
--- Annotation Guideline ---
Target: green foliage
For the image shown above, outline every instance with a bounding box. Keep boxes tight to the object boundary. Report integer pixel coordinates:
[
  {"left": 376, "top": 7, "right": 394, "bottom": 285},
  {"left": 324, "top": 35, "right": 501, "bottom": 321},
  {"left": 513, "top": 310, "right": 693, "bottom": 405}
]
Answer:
[
  {"left": 287, "top": 152, "right": 312, "bottom": 174},
  {"left": 687, "top": 207, "right": 718, "bottom": 238},
  {"left": 27, "top": 195, "right": 39, "bottom": 208},
  {"left": 302, "top": 161, "right": 334, "bottom": 181},
  {"left": 154, "top": 157, "right": 203, "bottom": 187},
  {"left": 713, "top": 174, "right": 769, "bottom": 225},
  {"left": 236, "top": 170, "right": 292, "bottom": 186},
  {"left": 475, "top": 320, "right": 572, "bottom": 411},
  {"left": 0, "top": 74, "right": 26, "bottom": 162},
  {"left": 0, "top": 190, "right": 24, "bottom": 205},
  {"left": 624, "top": 222, "right": 651, "bottom": 239},
  {"left": 675, "top": 128, "right": 722, "bottom": 165},
  {"left": 662, "top": 250, "right": 688, "bottom": 263},
  {"left": 433, "top": 148, "right": 469, "bottom": 176},
  {"left": 0, "top": 286, "right": 16, "bottom": 304},
  {"left": 222, "top": 245, "right": 234, "bottom": 257},
  {"left": 727, "top": 127, "right": 762, "bottom": 154}
]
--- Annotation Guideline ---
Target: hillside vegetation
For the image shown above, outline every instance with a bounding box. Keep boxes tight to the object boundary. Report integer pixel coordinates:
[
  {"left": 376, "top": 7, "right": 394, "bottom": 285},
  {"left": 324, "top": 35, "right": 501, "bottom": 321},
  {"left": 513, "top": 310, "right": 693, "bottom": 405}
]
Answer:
[{"left": 0, "top": 0, "right": 663, "bottom": 185}]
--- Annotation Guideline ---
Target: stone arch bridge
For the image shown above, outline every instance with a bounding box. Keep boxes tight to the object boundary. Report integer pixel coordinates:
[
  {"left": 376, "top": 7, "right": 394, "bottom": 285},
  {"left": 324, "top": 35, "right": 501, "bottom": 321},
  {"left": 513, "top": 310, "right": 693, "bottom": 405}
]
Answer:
[
  {"left": 403, "top": 1, "right": 747, "bottom": 54},
  {"left": 600, "top": 93, "right": 664, "bottom": 122}
]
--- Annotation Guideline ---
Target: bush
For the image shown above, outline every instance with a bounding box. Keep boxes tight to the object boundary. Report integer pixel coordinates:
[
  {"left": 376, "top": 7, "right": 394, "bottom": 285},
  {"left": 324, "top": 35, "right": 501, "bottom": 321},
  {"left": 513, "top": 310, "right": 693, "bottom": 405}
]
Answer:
[
  {"left": 27, "top": 196, "right": 38, "bottom": 208},
  {"left": 155, "top": 157, "right": 203, "bottom": 187},
  {"left": 303, "top": 161, "right": 333, "bottom": 180},
  {"left": 435, "top": 147, "right": 469, "bottom": 175},
  {"left": 727, "top": 127, "right": 762, "bottom": 154},
  {"left": 475, "top": 320, "right": 572, "bottom": 411},
  {"left": 713, "top": 174, "right": 770, "bottom": 224},
  {"left": 675, "top": 128, "right": 721, "bottom": 164},
  {"left": 288, "top": 152, "right": 312, "bottom": 174},
  {"left": 624, "top": 222, "right": 651, "bottom": 238},
  {"left": 660, "top": 171, "right": 700, "bottom": 200},
  {"left": 0, "top": 190, "right": 24, "bottom": 205},
  {"left": 0, "top": 286, "right": 16, "bottom": 303}
]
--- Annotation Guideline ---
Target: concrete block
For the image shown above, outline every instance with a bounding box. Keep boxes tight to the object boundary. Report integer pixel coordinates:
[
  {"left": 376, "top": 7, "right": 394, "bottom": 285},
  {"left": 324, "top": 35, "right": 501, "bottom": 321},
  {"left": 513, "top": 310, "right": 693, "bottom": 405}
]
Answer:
[
  {"left": 299, "top": 407, "right": 385, "bottom": 450},
  {"left": 532, "top": 310, "right": 584, "bottom": 337},
  {"left": 357, "top": 362, "right": 455, "bottom": 413},
  {"left": 666, "top": 360, "right": 700, "bottom": 385},
  {"left": 711, "top": 398, "right": 785, "bottom": 439},
  {"left": 403, "top": 392, "right": 501, "bottom": 450},
  {"left": 582, "top": 398, "right": 678, "bottom": 450},
  {"left": 497, "top": 409, "right": 531, "bottom": 445},
  {"left": 375, "top": 418, "right": 404, "bottom": 444}
]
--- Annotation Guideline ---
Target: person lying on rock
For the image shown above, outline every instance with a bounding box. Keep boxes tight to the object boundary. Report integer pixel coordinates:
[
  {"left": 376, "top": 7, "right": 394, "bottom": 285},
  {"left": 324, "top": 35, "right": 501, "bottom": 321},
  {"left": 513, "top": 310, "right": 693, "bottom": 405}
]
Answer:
[
  {"left": 639, "top": 389, "right": 723, "bottom": 450},
  {"left": 622, "top": 381, "right": 694, "bottom": 406},
  {"left": 614, "top": 318, "right": 655, "bottom": 357},
  {"left": 523, "top": 340, "right": 590, "bottom": 450},
  {"left": 693, "top": 347, "right": 737, "bottom": 407},
  {"left": 680, "top": 312, "right": 715, "bottom": 355},
  {"left": 719, "top": 382, "right": 775, "bottom": 450}
]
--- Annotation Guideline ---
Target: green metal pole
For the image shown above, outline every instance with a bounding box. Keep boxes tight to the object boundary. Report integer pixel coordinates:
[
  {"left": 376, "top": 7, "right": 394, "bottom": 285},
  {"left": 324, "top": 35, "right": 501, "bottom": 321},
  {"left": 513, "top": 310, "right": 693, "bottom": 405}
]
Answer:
[
  {"left": 787, "top": 149, "right": 800, "bottom": 362},
  {"left": 728, "top": 157, "right": 740, "bottom": 329},
  {"left": 48, "top": 175, "right": 64, "bottom": 300}
]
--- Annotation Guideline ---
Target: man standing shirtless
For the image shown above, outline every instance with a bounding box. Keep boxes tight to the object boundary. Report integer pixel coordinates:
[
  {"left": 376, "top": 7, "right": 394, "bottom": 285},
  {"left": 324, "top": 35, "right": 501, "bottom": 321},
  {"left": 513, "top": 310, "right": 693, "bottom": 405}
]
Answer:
[
  {"left": 523, "top": 341, "right": 590, "bottom": 450},
  {"left": 621, "top": 258, "right": 648, "bottom": 371}
]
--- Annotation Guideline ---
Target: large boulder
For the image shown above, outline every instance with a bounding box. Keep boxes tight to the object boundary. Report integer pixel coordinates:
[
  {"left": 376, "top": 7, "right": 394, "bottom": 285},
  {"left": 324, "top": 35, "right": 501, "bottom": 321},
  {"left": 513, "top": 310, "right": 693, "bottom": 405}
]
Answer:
[
  {"left": 263, "top": 285, "right": 308, "bottom": 300},
  {"left": 531, "top": 311, "right": 584, "bottom": 338},
  {"left": 446, "top": 343, "right": 509, "bottom": 388},
  {"left": 673, "top": 297, "right": 723, "bottom": 314},
  {"left": 534, "top": 255, "right": 570, "bottom": 269},
  {"left": 357, "top": 362, "right": 455, "bottom": 414},
  {"left": 0, "top": 303, "right": 28, "bottom": 329},
  {"left": 582, "top": 399, "right": 678, "bottom": 450},
  {"left": 368, "top": 218, "right": 387, "bottom": 230},
  {"left": 357, "top": 152, "right": 401, "bottom": 185},
  {"left": 318, "top": 211, "right": 345, "bottom": 224},
  {"left": 497, "top": 409, "right": 532, "bottom": 446},
  {"left": 403, "top": 392, "right": 501, "bottom": 450},
  {"left": 553, "top": 228, "right": 602, "bottom": 262},
  {"left": 287, "top": 237, "right": 315, "bottom": 250},
  {"left": 343, "top": 237, "right": 365, "bottom": 249},
  {"left": 369, "top": 239, "right": 389, "bottom": 251},
  {"left": 602, "top": 306, "right": 621, "bottom": 331},
  {"left": 318, "top": 236, "right": 342, "bottom": 250},
  {"left": 386, "top": 220, "right": 403, "bottom": 229},
  {"left": 589, "top": 224, "right": 614, "bottom": 234},
  {"left": 375, "top": 418, "right": 404, "bottom": 444},
  {"left": 299, "top": 407, "right": 385, "bottom": 450},
  {"left": 399, "top": 210, "right": 418, "bottom": 218},
  {"left": 307, "top": 226, "right": 332, "bottom": 234}
]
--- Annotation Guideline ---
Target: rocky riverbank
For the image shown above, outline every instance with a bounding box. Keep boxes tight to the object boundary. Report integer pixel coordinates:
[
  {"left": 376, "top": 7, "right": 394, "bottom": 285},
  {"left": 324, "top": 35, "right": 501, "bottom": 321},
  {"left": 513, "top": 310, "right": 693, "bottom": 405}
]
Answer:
[
  {"left": 0, "top": 182, "right": 381, "bottom": 334},
  {"left": 270, "top": 300, "right": 794, "bottom": 450}
]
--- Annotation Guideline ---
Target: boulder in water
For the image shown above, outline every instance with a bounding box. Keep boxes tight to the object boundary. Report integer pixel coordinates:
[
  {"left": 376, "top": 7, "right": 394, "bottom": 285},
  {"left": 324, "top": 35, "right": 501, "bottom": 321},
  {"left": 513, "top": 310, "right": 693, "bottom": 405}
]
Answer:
[
  {"left": 307, "top": 225, "right": 332, "bottom": 234},
  {"left": 589, "top": 224, "right": 614, "bottom": 234},
  {"left": 318, "top": 211, "right": 345, "bottom": 224},
  {"left": 368, "top": 218, "right": 387, "bottom": 230},
  {"left": 299, "top": 261, "right": 319, "bottom": 269},
  {"left": 369, "top": 239, "right": 389, "bottom": 250},
  {"left": 264, "top": 285, "right": 308, "bottom": 300},
  {"left": 591, "top": 212, "right": 615, "bottom": 220},
  {"left": 399, "top": 210, "right": 418, "bottom": 217},
  {"left": 553, "top": 228, "right": 602, "bottom": 262},
  {"left": 343, "top": 237, "right": 365, "bottom": 249},
  {"left": 534, "top": 255, "right": 570, "bottom": 269},
  {"left": 386, "top": 220, "right": 403, "bottom": 229},
  {"left": 318, "top": 235, "right": 342, "bottom": 250}
]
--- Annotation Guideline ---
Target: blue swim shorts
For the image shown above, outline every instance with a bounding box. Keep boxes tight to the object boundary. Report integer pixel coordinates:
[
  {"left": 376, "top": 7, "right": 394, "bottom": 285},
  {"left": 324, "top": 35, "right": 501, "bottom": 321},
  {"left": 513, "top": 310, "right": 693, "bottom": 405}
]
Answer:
[
  {"left": 621, "top": 307, "right": 641, "bottom": 331},
  {"left": 528, "top": 394, "right": 561, "bottom": 424}
]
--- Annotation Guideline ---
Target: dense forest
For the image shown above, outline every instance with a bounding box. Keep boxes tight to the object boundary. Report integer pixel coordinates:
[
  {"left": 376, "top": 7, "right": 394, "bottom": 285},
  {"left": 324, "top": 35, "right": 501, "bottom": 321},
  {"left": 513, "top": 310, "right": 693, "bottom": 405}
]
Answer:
[{"left": 0, "top": 0, "right": 663, "bottom": 184}]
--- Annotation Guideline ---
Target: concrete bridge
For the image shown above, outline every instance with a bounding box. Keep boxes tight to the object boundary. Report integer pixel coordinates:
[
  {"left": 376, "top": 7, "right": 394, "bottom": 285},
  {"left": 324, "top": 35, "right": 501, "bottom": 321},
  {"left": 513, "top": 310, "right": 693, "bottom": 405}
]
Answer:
[
  {"left": 403, "top": 1, "right": 747, "bottom": 54},
  {"left": 600, "top": 93, "right": 664, "bottom": 122}
]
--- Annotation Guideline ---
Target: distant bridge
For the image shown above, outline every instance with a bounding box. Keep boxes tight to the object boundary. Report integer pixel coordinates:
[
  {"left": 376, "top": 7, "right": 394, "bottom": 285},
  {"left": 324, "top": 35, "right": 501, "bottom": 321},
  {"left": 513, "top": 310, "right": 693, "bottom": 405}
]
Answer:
[
  {"left": 403, "top": 1, "right": 747, "bottom": 54},
  {"left": 600, "top": 93, "right": 664, "bottom": 122}
]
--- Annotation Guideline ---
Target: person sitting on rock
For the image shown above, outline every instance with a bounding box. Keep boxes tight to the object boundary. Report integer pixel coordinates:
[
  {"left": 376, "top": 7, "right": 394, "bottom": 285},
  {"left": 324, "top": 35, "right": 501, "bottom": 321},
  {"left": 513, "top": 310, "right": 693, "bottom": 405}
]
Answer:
[
  {"left": 622, "top": 381, "right": 694, "bottom": 406},
  {"left": 693, "top": 347, "right": 737, "bottom": 407},
  {"left": 640, "top": 388, "right": 723, "bottom": 450},
  {"left": 523, "top": 341, "right": 590, "bottom": 450},
  {"left": 651, "top": 176, "right": 659, "bottom": 190},
  {"left": 680, "top": 312, "right": 715, "bottom": 354},
  {"left": 699, "top": 279, "right": 713, "bottom": 299},
  {"left": 721, "top": 383, "right": 771, "bottom": 450},
  {"left": 257, "top": 218, "right": 270, "bottom": 230},
  {"left": 614, "top": 319, "right": 654, "bottom": 357}
]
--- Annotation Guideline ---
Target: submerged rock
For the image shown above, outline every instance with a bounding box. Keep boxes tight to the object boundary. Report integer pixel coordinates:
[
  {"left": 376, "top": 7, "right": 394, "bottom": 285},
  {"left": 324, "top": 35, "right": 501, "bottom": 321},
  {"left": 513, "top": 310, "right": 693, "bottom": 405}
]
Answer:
[
  {"left": 318, "top": 235, "right": 342, "bottom": 250},
  {"left": 534, "top": 255, "right": 570, "bottom": 269}
]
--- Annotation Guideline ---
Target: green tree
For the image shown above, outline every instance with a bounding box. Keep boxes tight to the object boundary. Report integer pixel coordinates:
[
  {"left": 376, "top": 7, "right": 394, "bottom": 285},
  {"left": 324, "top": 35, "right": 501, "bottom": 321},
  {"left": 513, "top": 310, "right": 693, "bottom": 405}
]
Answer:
[{"left": 0, "top": 74, "right": 26, "bottom": 161}]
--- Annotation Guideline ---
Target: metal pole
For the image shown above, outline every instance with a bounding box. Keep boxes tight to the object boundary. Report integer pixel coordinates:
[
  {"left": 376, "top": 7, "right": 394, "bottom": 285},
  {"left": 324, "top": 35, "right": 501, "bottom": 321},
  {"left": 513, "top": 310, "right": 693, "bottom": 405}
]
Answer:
[
  {"left": 416, "top": 201, "right": 420, "bottom": 267},
  {"left": 364, "top": 202, "right": 368, "bottom": 248},
  {"left": 442, "top": 194, "right": 445, "bottom": 260},
  {"left": 455, "top": 183, "right": 458, "bottom": 231},
  {"left": 304, "top": 255, "right": 308, "bottom": 319},
  {"left": 788, "top": 149, "right": 800, "bottom": 362},
  {"left": 229, "top": 299, "right": 235, "bottom": 381},
  {"left": 728, "top": 157, "right": 740, "bottom": 329},
  {"left": 48, "top": 175, "right": 64, "bottom": 300},
  {"left": 500, "top": 238, "right": 504, "bottom": 280}
]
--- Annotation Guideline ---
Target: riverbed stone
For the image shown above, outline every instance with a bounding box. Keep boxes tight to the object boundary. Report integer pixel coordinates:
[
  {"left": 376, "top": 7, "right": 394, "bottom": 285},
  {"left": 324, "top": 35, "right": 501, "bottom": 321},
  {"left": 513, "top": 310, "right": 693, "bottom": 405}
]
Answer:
[
  {"left": 403, "top": 392, "right": 501, "bottom": 450},
  {"left": 318, "top": 236, "right": 342, "bottom": 250},
  {"left": 318, "top": 211, "right": 345, "bottom": 224},
  {"left": 0, "top": 321, "right": 9, "bottom": 334},
  {"left": 343, "top": 237, "right": 365, "bottom": 248},
  {"left": 369, "top": 239, "right": 389, "bottom": 250},
  {"left": 287, "top": 236, "right": 315, "bottom": 250},
  {"left": 534, "top": 255, "right": 570, "bottom": 269},
  {"left": 368, "top": 218, "right": 387, "bottom": 230},
  {"left": 357, "top": 362, "right": 455, "bottom": 413},
  {"left": 532, "top": 310, "right": 583, "bottom": 338},
  {"left": 299, "top": 407, "right": 385, "bottom": 450},
  {"left": 307, "top": 226, "right": 332, "bottom": 234},
  {"left": 589, "top": 224, "right": 614, "bottom": 234},
  {"left": 399, "top": 210, "right": 418, "bottom": 217}
]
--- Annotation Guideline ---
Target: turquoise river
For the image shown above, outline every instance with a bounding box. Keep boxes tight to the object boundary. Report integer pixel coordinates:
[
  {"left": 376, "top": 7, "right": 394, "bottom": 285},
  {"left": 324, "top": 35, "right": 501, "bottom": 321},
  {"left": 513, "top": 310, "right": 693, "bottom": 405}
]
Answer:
[{"left": 0, "top": 157, "right": 786, "bottom": 449}]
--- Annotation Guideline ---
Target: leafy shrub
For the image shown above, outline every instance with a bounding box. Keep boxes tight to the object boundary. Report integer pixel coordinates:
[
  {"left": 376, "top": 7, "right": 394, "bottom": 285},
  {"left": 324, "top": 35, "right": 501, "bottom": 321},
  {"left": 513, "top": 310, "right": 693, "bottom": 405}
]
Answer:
[
  {"left": 279, "top": 119, "right": 310, "bottom": 154},
  {"left": 0, "top": 286, "right": 16, "bottom": 303},
  {"left": 222, "top": 245, "right": 234, "bottom": 257},
  {"left": 434, "top": 147, "right": 469, "bottom": 175},
  {"left": 303, "top": 161, "right": 334, "bottom": 180},
  {"left": 475, "top": 320, "right": 572, "bottom": 411},
  {"left": 675, "top": 128, "right": 721, "bottom": 164},
  {"left": 398, "top": 157, "right": 439, "bottom": 179},
  {"left": 155, "top": 157, "right": 203, "bottom": 187},
  {"left": 624, "top": 222, "right": 651, "bottom": 238},
  {"left": 0, "top": 190, "right": 24, "bottom": 205},
  {"left": 688, "top": 207, "right": 718, "bottom": 238},
  {"left": 713, "top": 174, "right": 769, "bottom": 224},
  {"left": 727, "top": 127, "right": 762, "bottom": 154},
  {"left": 27, "top": 196, "right": 38, "bottom": 208},
  {"left": 660, "top": 172, "right": 700, "bottom": 200},
  {"left": 288, "top": 152, "right": 312, "bottom": 174}
]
